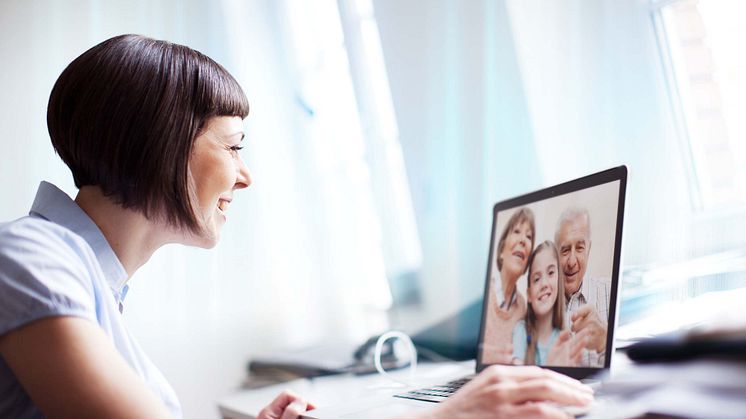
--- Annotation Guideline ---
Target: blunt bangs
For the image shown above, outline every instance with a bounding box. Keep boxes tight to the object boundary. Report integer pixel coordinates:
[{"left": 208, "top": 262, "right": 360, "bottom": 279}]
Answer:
[{"left": 47, "top": 34, "right": 249, "bottom": 233}]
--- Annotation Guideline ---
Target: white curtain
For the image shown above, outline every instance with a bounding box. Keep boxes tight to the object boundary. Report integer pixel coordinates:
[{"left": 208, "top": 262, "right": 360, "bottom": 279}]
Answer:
[
  {"left": 0, "top": 1, "right": 396, "bottom": 418},
  {"left": 371, "top": 0, "right": 740, "bottom": 325},
  {"left": 504, "top": 0, "right": 694, "bottom": 267}
]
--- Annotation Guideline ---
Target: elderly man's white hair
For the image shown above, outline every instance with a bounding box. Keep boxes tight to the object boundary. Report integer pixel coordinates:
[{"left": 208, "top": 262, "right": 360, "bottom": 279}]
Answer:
[{"left": 554, "top": 207, "right": 591, "bottom": 243}]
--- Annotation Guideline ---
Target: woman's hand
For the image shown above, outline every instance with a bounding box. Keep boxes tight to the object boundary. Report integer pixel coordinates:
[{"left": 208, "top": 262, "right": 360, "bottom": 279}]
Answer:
[
  {"left": 257, "top": 390, "right": 314, "bottom": 419},
  {"left": 546, "top": 330, "right": 588, "bottom": 367},
  {"left": 423, "top": 365, "right": 594, "bottom": 419}
]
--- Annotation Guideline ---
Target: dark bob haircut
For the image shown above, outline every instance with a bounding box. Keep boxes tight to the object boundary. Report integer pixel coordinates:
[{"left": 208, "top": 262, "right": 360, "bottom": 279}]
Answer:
[{"left": 47, "top": 34, "right": 249, "bottom": 233}]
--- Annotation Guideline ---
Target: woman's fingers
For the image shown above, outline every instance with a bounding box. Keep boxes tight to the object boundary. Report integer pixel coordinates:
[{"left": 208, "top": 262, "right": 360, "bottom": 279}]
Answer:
[
  {"left": 435, "top": 365, "right": 594, "bottom": 419},
  {"left": 280, "top": 399, "right": 310, "bottom": 419},
  {"left": 496, "top": 377, "right": 594, "bottom": 406},
  {"left": 481, "top": 365, "right": 593, "bottom": 394},
  {"left": 508, "top": 401, "right": 573, "bottom": 419},
  {"left": 258, "top": 390, "right": 314, "bottom": 419}
]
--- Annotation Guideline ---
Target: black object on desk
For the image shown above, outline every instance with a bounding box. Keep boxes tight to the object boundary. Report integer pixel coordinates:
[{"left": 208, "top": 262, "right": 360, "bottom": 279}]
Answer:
[
  {"left": 626, "top": 329, "right": 746, "bottom": 363},
  {"left": 247, "top": 338, "right": 407, "bottom": 381}
]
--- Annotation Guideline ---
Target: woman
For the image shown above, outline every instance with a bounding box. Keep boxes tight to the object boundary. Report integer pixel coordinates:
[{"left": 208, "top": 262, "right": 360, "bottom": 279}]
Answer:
[
  {"left": 512, "top": 241, "right": 586, "bottom": 366},
  {"left": 482, "top": 207, "right": 535, "bottom": 363},
  {"left": 0, "top": 35, "right": 592, "bottom": 418}
]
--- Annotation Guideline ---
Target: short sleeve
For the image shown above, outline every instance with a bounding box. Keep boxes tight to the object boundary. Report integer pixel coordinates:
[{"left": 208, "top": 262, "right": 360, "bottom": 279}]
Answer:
[{"left": 0, "top": 219, "right": 98, "bottom": 337}]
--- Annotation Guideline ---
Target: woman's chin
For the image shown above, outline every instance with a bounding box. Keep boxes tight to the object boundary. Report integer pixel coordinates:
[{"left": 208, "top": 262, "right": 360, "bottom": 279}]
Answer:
[
  {"left": 196, "top": 236, "right": 219, "bottom": 249},
  {"left": 501, "top": 265, "right": 525, "bottom": 282},
  {"left": 177, "top": 224, "right": 220, "bottom": 248}
]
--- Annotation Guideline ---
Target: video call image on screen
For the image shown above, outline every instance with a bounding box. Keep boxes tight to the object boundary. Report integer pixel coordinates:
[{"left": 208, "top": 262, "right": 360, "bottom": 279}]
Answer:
[{"left": 481, "top": 180, "right": 620, "bottom": 368}]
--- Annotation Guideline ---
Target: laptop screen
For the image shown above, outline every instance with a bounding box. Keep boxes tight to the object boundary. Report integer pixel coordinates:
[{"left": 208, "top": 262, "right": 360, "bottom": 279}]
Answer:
[{"left": 477, "top": 166, "right": 626, "bottom": 379}]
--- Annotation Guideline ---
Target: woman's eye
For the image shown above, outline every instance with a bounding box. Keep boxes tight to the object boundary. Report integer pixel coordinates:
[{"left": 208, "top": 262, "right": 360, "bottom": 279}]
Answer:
[{"left": 229, "top": 145, "right": 244, "bottom": 152}]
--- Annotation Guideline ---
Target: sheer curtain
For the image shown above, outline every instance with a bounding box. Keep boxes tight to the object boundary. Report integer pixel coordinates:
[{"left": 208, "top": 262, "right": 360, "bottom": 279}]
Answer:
[
  {"left": 365, "top": 0, "right": 658, "bottom": 336},
  {"left": 372, "top": 0, "right": 744, "bottom": 331},
  {"left": 0, "top": 1, "right": 397, "bottom": 417},
  {"left": 373, "top": 0, "right": 543, "bottom": 322},
  {"left": 504, "top": 0, "right": 693, "bottom": 268}
]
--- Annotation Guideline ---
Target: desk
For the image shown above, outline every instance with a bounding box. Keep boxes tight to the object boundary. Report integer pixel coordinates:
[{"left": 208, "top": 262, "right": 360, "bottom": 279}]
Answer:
[
  {"left": 217, "top": 361, "right": 473, "bottom": 419},
  {"left": 217, "top": 354, "right": 637, "bottom": 419}
]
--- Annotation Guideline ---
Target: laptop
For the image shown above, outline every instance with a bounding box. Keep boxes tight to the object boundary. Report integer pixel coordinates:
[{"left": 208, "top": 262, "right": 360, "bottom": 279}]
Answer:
[{"left": 303, "top": 166, "right": 627, "bottom": 418}]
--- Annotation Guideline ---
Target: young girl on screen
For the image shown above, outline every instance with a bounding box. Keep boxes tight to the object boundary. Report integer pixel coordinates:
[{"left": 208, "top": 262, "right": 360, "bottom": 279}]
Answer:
[{"left": 512, "top": 240, "right": 584, "bottom": 366}]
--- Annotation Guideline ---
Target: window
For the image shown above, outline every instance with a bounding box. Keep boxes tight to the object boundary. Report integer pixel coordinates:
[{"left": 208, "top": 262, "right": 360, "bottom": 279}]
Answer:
[
  {"left": 617, "top": 0, "right": 746, "bottom": 332},
  {"left": 336, "top": 0, "right": 424, "bottom": 305},
  {"left": 652, "top": 0, "right": 746, "bottom": 211},
  {"left": 279, "top": 0, "right": 422, "bottom": 307}
]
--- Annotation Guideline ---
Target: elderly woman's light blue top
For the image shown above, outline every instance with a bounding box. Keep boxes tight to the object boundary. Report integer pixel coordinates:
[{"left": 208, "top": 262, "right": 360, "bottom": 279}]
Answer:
[{"left": 0, "top": 181, "right": 182, "bottom": 418}]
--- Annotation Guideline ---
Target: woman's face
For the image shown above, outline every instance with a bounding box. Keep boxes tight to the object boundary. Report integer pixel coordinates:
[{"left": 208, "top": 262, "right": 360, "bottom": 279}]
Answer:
[
  {"left": 528, "top": 248, "right": 559, "bottom": 318},
  {"left": 500, "top": 220, "right": 533, "bottom": 280},
  {"left": 184, "top": 116, "right": 251, "bottom": 248}
]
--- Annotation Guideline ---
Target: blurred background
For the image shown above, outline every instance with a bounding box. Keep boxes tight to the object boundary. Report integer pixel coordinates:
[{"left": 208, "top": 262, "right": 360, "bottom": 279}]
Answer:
[{"left": 1, "top": 0, "right": 745, "bottom": 417}]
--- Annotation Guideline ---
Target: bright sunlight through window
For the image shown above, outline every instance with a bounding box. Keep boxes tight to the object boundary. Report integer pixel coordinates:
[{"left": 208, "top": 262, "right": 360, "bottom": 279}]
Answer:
[{"left": 653, "top": 0, "right": 746, "bottom": 211}]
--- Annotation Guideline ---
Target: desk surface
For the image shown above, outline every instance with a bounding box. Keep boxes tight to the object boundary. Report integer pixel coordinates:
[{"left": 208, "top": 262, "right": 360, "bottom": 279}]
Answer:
[
  {"left": 218, "top": 361, "right": 473, "bottom": 419},
  {"left": 218, "top": 353, "right": 636, "bottom": 419}
]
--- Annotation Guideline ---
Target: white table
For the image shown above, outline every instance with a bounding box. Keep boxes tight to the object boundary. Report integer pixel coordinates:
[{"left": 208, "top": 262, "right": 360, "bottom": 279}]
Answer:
[{"left": 217, "top": 361, "right": 474, "bottom": 419}]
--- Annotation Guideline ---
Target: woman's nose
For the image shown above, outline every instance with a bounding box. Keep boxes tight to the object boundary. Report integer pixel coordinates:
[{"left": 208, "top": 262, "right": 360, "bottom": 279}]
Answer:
[{"left": 235, "top": 156, "right": 252, "bottom": 189}]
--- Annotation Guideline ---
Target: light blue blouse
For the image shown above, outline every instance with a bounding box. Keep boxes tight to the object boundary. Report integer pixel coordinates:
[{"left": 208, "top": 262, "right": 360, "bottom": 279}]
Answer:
[
  {"left": 512, "top": 320, "right": 560, "bottom": 366},
  {"left": 0, "top": 181, "right": 181, "bottom": 418}
]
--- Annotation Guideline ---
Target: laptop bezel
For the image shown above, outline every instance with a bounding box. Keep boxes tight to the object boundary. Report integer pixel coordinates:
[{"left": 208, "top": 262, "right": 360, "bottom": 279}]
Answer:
[{"left": 475, "top": 165, "right": 627, "bottom": 379}]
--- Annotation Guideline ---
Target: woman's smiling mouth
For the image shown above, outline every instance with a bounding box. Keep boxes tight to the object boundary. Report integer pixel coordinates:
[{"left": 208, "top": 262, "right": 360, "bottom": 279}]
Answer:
[
  {"left": 217, "top": 197, "right": 231, "bottom": 214},
  {"left": 511, "top": 250, "right": 526, "bottom": 261}
]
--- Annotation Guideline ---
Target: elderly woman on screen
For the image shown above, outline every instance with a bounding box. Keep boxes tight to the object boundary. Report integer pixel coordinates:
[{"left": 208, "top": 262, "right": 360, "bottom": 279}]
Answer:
[
  {"left": 482, "top": 207, "right": 535, "bottom": 363},
  {"left": 0, "top": 35, "right": 591, "bottom": 418}
]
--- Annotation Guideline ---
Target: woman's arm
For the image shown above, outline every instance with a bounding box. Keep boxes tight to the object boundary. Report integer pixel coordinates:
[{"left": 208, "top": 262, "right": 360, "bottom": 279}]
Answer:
[{"left": 0, "top": 316, "right": 173, "bottom": 419}]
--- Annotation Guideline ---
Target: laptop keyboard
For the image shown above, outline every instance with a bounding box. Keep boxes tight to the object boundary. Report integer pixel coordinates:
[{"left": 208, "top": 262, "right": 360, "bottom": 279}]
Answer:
[{"left": 393, "top": 376, "right": 473, "bottom": 403}]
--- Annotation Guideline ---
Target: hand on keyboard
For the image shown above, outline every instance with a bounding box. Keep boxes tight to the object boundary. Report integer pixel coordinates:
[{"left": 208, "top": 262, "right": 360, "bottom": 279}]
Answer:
[{"left": 415, "top": 365, "right": 594, "bottom": 419}]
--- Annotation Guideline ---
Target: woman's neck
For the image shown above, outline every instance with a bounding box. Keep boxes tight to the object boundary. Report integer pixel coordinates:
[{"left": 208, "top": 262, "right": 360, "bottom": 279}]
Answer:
[
  {"left": 75, "top": 186, "right": 174, "bottom": 278},
  {"left": 500, "top": 269, "right": 519, "bottom": 303},
  {"left": 534, "top": 312, "right": 555, "bottom": 345}
]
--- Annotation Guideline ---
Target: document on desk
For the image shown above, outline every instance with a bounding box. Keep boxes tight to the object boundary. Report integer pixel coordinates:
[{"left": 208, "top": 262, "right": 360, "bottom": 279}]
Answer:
[{"left": 586, "top": 359, "right": 746, "bottom": 419}]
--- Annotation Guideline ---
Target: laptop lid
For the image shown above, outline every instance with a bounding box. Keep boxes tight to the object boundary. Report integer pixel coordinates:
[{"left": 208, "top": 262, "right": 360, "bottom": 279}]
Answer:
[{"left": 476, "top": 166, "right": 627, "bottom": 379}]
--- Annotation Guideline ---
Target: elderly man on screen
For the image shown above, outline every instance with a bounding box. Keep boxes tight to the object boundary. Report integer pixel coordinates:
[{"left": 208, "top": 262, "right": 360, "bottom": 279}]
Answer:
[{"left": 555, "top": 207, "right": 610, "bottom": 368}]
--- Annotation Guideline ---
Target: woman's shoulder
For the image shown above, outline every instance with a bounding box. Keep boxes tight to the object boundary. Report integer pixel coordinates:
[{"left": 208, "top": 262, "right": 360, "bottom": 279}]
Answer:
[
  {"left": 0, "top": 216, "right": 99, "bottom": 336},
  {"left": 0, "top": 214, "right": 97, "bottom": 286},
  {"left": 0, "top": 215, "right": 91, "bottom": 259}
]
